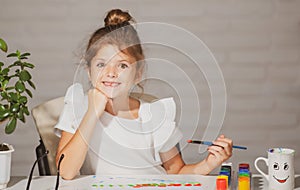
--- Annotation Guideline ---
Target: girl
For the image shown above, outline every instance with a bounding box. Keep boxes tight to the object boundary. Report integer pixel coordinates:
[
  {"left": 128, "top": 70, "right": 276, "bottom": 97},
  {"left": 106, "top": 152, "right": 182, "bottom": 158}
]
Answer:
[{"left": 55, "top": 9, "right": 233, "bottom": 180}]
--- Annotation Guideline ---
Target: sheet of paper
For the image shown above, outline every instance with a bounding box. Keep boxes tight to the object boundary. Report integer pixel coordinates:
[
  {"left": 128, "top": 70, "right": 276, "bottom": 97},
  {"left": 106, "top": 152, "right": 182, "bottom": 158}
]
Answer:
[{"left": 8, "top": 175, "right": 217, "bottom": 190}]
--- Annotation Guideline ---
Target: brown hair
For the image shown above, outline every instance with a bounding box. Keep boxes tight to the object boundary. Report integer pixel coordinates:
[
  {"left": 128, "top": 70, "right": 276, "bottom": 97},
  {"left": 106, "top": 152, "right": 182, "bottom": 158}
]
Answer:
[{"left": 84, "top": 9, "right": 145, "bottom": 73}]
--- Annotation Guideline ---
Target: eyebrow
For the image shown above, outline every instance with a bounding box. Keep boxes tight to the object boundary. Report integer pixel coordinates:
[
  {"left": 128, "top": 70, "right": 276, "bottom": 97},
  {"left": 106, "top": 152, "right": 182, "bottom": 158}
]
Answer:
[{"left": 93, "top": 58, "right": 130, "bottom": 63}]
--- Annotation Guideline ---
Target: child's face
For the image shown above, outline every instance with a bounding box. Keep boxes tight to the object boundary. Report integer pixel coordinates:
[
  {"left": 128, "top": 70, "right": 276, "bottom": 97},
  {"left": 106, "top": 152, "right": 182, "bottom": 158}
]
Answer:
[{"left": 89, "top": 45, "right": 138, "bottom": 99}]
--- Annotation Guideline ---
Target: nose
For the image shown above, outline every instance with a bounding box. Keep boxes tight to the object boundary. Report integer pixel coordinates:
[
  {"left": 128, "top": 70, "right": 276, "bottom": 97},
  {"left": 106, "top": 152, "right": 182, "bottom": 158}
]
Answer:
[{"left": 105, "top": 65, "right": 118, "bottom": 78}]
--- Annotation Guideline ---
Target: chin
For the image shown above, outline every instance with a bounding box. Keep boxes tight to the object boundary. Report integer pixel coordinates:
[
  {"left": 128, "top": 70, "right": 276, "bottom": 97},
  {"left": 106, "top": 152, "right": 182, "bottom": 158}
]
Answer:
[
  {"left": 107, "top": 94, "right": 115, "bottom": 99},
  {"left": 103, "top": 91, "right": 120, "bottom": 99},
  {"left": 101, "top": 87, "right": 129, "bottom": 100},
  {"left": 103, "top": 92, "right": 115, "bottom": 99}
]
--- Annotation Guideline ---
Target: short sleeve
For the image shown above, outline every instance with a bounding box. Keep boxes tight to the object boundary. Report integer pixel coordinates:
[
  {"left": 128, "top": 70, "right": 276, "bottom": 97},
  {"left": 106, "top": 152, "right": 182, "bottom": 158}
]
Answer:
[
  {"left": 54, "top": 83, "right": 87, "bottom": 137},
  {"left": 159, "top": 126, "right": 182, "bottom": 153},
  {"left": 144, "top": 98, "right": 183, "bottom": 157}
]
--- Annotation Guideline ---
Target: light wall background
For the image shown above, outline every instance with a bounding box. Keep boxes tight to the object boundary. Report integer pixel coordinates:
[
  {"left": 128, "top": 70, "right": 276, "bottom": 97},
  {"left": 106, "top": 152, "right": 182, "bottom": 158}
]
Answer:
[{"left": 1, "top": 0, "right": 300, "bottom": 175}]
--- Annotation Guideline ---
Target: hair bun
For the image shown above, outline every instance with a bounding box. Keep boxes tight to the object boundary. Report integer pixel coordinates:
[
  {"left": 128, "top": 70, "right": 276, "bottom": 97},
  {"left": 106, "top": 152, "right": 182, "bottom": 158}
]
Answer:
[{"left": 104, "top": 9, "right": 133, "bottom": 26}]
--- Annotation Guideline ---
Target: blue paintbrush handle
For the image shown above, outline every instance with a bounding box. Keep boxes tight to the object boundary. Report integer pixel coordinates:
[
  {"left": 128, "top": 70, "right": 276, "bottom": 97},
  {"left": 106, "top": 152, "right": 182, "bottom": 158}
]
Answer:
[
  {"left": 201, "top": 141, "right": 213, "bottom": 146},
  {"left": 195, "top": 141, "right": 247, "bottom": 150},
  {"left": 232, "top": 145, "right": 247, "bottom": 150}
]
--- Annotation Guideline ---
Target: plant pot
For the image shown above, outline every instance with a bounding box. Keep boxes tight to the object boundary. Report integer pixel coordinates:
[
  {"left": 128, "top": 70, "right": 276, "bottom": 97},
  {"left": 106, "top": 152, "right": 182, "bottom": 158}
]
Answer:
[{"left": 0, "top": 143, "right": 14, "bottom": 189}]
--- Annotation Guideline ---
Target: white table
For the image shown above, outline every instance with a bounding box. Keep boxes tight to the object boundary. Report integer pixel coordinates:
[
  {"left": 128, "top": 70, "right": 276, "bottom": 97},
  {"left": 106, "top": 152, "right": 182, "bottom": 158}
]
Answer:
[{"left": 6, "top": 174, "right": 300, "bottom": 190}]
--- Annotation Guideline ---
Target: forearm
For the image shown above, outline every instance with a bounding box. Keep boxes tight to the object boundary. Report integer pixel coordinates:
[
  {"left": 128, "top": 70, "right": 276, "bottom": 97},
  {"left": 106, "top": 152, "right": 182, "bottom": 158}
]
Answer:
[
  {"left": 56, "top": 110, "right": 99, "bottom": 179},
  {"left": 57, "top": 133, "right": 88, "bottom": 179},
  {"left": 178, "top": 160, "right": 212, "bottom": 175}
]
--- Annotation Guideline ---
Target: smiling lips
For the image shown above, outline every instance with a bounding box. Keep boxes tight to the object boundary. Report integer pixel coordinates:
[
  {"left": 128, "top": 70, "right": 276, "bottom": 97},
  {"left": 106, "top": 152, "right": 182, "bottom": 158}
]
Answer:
[
  {"left": 102, "top": 81, "right": 121, "bottom": 87},
  {"left": 273, "top": 175, "right": 289, "bottom": 183}
]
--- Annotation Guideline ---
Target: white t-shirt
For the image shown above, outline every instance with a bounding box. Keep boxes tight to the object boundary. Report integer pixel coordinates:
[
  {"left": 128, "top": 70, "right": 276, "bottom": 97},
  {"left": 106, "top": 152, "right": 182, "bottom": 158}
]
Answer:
[{"left": 54, "top": 83, "right": 183, "bottom": 175}]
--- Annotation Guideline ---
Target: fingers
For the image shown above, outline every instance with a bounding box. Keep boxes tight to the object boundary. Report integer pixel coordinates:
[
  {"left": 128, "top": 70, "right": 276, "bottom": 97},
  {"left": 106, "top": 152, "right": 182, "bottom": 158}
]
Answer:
[
  {"left": 212, "top": 142, "right": 232, "bottom": 157},
  {"left": 92, "top": 86, "right": 104, "bottom": 95},
  {"left": 89, "top": 87, "right": 108, "bottom": 99},
  {"left": 207, "top": 145, "right": 226, "bottom": 158},
  {"left": 210, "top": 135, "right": 233, "bottom": 158},
  {"left": 207, "top": 146, "right": 230, "bottom": 164},
  {"left": 207, "top": 148, "right": 226, "bottom": 162},
  {"left": 219, "top": 134, "right": 225, "bottom": 138},
  {"left": 217, "top": 135, "right": 233, "bottom": 146},
  {"left": 204, "top": 135, "right": 233, "bottom": 171},
  {"left": 92, "top": 86, "right": 113, "bottom": 103},
  {"left": 87, "top": 88, "right": 109, "bottom": 117}
]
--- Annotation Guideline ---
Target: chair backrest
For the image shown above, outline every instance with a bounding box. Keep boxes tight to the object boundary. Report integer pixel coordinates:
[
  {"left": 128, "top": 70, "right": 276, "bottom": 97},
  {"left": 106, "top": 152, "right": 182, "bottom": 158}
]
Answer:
[
  {"left": 31, "top": 93, "right": 157, "bottom": 175},
  {"left": 32, "top": 97, "right": 64, "bottom": 175}
]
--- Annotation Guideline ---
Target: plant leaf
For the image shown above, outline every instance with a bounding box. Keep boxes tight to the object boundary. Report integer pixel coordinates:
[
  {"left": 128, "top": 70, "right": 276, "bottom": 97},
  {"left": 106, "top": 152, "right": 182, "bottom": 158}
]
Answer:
[
  {"left": 28, "top": 80, "right": 36, "bottom": 89},
  {"left": 15, "top": 80, "right": 25, "bottom": 93},
  {"left": 25, "top": 89, "right": 32, "bottom": 98},
  {"left": 19, "top": 56, "right": 28, "bottom": 60},
  {"left": 21, "top": 52, "right": 30, "bottom": 57},
  {"left": 16, "top": 50, "right": 21, "bottom": 57},
  {"left": 1, "top": 91, "right": 8, "bottom": 99},
  {"left": 8, "top": 60, "right": 21, "bottom": 68},
  {"left": 0, "top": 38, "right": 8, "bottom": 53},
  {"left": 2, "top": 79, "right": 9, "bottom": 89},
  {"left": 0, "top": 109, "right": 9, "bottom": 119},
  {"left": 5, "top": 117, "right": 17, "bottom": 134},
  {"left": 10, "top": 103, "right": 20, "bottom": 113},
  {"left": 0, "top": 105, "right": 6, "bottom": 112},
  {"left": 7, "top": 53, "right": 18, "bottom": 57},
  {"left": 8, "top": 64, "right": 17, "bottom": 68},
  {"left": 22, "top": 106, "right": 30, "bottom": 115},
  {"left": 23, "top": 62, "right": 34, "bottom": 69},
  {"left": 17, "top": 109, "right": 25, "bottom": 123},
  {"left": 5, "top": 86, "right": 14, "bottom": 91},
  {"left": 19, "top": 70, "right": 32, "bottom": 81},
  {"left": 19, "top": 96, "right": 27, "bottom": 104},
  {"left": 2, "top": 68, "right": 9, "bottom": 75},
  {"left": 8, "top": 92, "right": 18, "bottom": 102}
]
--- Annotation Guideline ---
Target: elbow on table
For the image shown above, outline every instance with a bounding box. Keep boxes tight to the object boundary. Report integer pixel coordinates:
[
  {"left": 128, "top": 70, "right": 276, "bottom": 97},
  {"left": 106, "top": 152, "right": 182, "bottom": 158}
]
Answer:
[
  {"left": 56, "top": 154, "right": 78, "bottom": 180},
  {"left": 60, "top": 172, "right": 77, "bottom": 180},
  {"left": 59, "top": 166, "right": 80, "bottom": 180}
]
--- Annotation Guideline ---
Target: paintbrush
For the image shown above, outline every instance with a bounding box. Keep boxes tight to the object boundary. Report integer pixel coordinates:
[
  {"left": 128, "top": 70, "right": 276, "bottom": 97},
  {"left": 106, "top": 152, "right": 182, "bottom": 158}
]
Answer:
[{"left": 187, "top": 140, "right": 247, "bottom": 150}]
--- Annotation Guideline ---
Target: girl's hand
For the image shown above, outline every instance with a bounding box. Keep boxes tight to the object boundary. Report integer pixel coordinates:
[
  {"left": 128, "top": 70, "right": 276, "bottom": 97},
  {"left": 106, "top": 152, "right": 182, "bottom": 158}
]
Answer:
[
  {"left": 87, "top": 87, "right": 108, "bottom": 118},
  {"left": 204, "top": 135, "right": 233, "bottom": 171}
]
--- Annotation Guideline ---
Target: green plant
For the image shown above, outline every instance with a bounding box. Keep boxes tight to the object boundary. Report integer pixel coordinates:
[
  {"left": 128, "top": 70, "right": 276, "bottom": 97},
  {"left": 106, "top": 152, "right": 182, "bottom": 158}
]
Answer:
[{"left": 0, "top": 38, "right": 35, "bottom": 134}]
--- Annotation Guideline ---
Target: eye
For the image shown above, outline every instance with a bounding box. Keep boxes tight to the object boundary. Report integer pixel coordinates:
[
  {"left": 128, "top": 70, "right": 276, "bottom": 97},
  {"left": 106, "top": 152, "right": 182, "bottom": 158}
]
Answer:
[
  {"left": 273, "top": 163, "right": 279, "bottom": 170},
  {"left": 120, "top": 63, "right": 129, "bottom": 69},
  {"left": 96, "top": 62, "right": 105, "bottom": 68},
  {"left": 284, "top": 163, "right": 289, "bottom": 170}
]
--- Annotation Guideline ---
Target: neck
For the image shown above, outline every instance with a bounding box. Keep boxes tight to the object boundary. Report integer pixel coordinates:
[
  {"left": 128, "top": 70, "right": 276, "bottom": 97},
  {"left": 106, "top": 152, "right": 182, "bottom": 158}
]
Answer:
[{"left": 105, "top": 94, "right": 139, "bottom": 119}]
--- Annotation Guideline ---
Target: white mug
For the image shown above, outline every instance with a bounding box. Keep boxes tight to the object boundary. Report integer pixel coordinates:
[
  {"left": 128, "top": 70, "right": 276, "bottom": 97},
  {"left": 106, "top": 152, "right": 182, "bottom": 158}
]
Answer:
[{"left": 255, "top": 148, "right": 295, "bottom": 190}]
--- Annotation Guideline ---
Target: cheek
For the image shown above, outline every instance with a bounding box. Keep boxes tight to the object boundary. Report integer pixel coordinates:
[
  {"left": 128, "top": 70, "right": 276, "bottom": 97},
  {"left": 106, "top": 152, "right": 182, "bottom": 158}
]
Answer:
[
  {"left": 120, "top": 68, "right": 136, "bottom": 80},
  {"left": 125, "top": 74, "right": 137, "bottom": 86},
  {"left": 90, "top": 70, "right": 103, "bottom": 81}
]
